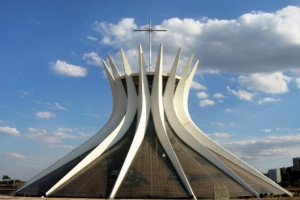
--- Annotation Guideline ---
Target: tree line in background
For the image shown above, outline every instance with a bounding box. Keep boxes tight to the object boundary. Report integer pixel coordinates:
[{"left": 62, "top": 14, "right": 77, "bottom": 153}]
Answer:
[
  {"left": 280, "top": 168, "right": 300, "bottom": 188},
  {"left": 0, "top": 175, "right": 25, "bottom": 194}
]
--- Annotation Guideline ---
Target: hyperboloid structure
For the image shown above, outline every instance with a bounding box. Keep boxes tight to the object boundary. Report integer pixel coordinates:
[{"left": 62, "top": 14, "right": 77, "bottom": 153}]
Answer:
[{"left": 14, "top": 45, "right": 292, "bottom": 199}]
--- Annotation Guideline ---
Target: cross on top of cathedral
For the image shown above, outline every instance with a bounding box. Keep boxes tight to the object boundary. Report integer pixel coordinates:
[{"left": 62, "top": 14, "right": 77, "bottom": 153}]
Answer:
[{"left": 134, "top": 19, "right": 166, "bottom": 72}]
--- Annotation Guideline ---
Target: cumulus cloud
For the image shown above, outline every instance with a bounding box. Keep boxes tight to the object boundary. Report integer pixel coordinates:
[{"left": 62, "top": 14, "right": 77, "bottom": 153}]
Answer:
[
  {"left": 213, "top": 93, "right": 225, "bottom": 99},
  {"left": 258, "top": 97, "right": 281, "bottom": 105},
  {"left": 4, "top": 152, "right": 26, "bottom": 159},
  {"left": 0, "top": 126, "right": 20, "bottom": 136},
  {"left": 191, "top": 81, "right": 207, "bottom": 90},
  {"left": 222, "top": 134, "right": 300, "bottom": 161},
  {"left": 95, "top": 6, "right": 300, "bottom": 74},
  {"left": 94, "top": 18, "right": 138, "bottom": 47},
  {"left": 51, "top": 60, "right": 87, "bottom": 77},
  {"left": 26, "top": 127, "right": 77, "bottom": 145},
  {"left": 199, "top": 99, "right": 215, "bottom": 107},
  {"left": 83, "top": 51, "right": 102, "bottom": 66},
  {"left": 196, "top": 91, "right": 208, "bottom": 99},
  {"left": 35, "top": 111, "right": 56, "bottom": 119},
  {"left": 227, "top": 86, "right": 255, "bottom": 101},
  {"left": 238, "top": 72, "right": 292, "bottom": 94}
]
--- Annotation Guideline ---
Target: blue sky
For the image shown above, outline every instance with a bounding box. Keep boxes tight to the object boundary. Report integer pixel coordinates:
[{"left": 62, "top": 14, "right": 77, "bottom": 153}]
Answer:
[{"left": 1, "top": 0, "right": 300, "bottom": 181}]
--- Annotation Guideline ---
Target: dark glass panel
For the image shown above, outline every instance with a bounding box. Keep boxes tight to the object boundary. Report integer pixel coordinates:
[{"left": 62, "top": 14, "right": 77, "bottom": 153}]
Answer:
[
  {"left": 120, "top": 77, "right": 128, "bottom": 96},
  {"left": 116, "top": 114, "right": 189, "bottom": 198},
  {"left": 213, "top": 152, "right": 285, "bottom": 196},
  {"left": 132, "top": 75, "right": 139, "bottom": 95},
  {"left": 130, "top": 74, "right": 179, "bottom": 95},
  {"left": 162, "top": 76, "right": 168, "bottom": 94},
  {"left": 146, "top": 74, "right": 154, "bottom": 95},
  {"left": 165, "top": 120, "right": 253, "bottom": 198},
  {"left": 15, "top": 149, "right": 93, "bottom": 197},
  {"left": 50, "top": 114, "right": 137, "bottom": 198}
]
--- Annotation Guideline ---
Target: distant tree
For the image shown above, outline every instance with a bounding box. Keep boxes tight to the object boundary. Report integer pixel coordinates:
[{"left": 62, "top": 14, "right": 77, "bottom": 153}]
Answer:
[
  {"left": 2, "top": 175, "right": 11, "bottom": 181},
  {"left": 279, "top": 180, "right": 290, "bottom": 187},
  {"left": 292, "top": 180, "right": 300, "bottom": 187}
]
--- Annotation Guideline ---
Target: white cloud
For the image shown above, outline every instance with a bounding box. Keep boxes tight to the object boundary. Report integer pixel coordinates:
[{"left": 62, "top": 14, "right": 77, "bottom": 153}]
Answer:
[
  {"left": 31, "top": 17, "right": 41, "bottom": 25},
  {"left": 56, "top": 127, "right": 74, "bottom": 133},
  {"left": 196, "top": 91, "right": 208, "bottom": 99},
  {"left": 229, "top": 122, "right": 235, "bottom": 127},
  {"left": 260, "top": 129, "right": 272, "bottom": 133},
  {"left": 51, "top": 60, "right": 87, "bottom": 77},
  {"left": 191, "top": 81, "right": 207, "bottom": 90},
  {"left": 28, "top": 127, "right": 46, "bottom": 134},
  {"left": 223, "top": 134, "right": 300, "bottom": 161},
  {"left": 227, "top": 86, "right": 255, "bottom": 101},
  {"left": 86, "top": 36, "right": 98, "bottom": 41},
  {"left": 94, "top": 18, "right": 138, "bottom": 46},
  {"left": 47, "top": 144, "right": 74, "bottom": 149},
  {"left": 213, "top": 132, "right": 232, "bottom": 139},
  {"left": 85, "top": 112, "right": 101, "bottom": 118},
  {"left": 34, "top": 101, "right": 67, "bottom": 110},
  {"left": 78, "top": 132, "right": 92, "bottom": 138},
  {"left": 19, "top": 90, "right": 32, "bottom": 97},
  {"left": 0, "top": 126, "right": 20, "bottom": 136},
  {"left": 4, "top": 152, "right": 26, "bottom": 159},
  {"left": 54, "top": 102, "right": 67, "bottom": 110},
  {"left": 238, "top": 72, "right": 292, "bottom": 94},
  {"left": 213, "top": 93, "right": 225, "bottom": 99},
  {"left": 199, "top": 99, "right": 215, "bottom": 107},
  {"left": 258, "top": 97, "right": 281, "bottom": 105},
  {"left": 95, "top": 6, "right": 300, "bottom": 74},
  {"left": 212, "top": 122, "right": 224, "bottom": 126},
  {"left": 35, "top": 111, "right": 56, "bottom": 119},
  {"left": 296, "top": 78, "right": 300, "bottom": 89},
  {"left": 26, "top": 127, "right": 78, "bottom": 145},
  {"left": 83, "top": 51, "right": 102, "bottom": 67}
]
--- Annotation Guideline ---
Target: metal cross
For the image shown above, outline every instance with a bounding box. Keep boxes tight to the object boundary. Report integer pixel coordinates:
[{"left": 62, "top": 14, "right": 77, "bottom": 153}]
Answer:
[{"left": 134, "top": 19, "right": 167, "bottom": 72}]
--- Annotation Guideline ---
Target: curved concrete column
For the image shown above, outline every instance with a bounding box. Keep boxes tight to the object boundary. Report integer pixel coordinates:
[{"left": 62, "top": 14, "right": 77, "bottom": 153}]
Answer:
[
  {"left": 46, "top": 49, "right": 138, "bottom": 197},
  {"left": 151, "top": 45, "right": 196, "bottom": 199},
  {"left": 14, "top": 57, "right": 125, "bottom": 195},
  {"left": 164, "top": 52, "right": 259, "bottom": 197},
  {"left": 110, "top": 44, "right": 150, "bottom": 198},
  {"left": 175, "top": 57, "right": 291, "bottom": 196}
]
